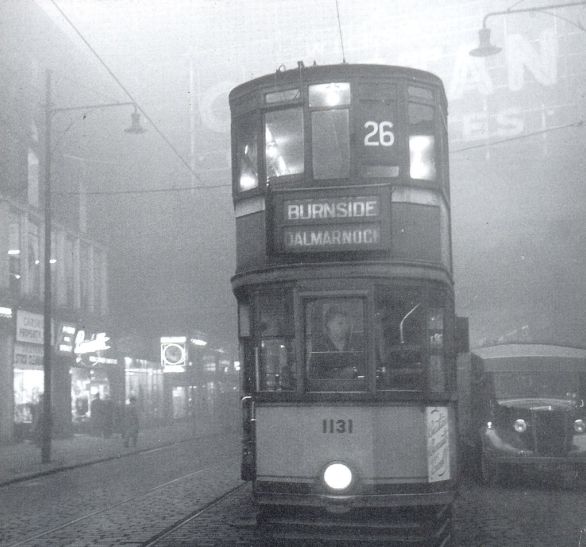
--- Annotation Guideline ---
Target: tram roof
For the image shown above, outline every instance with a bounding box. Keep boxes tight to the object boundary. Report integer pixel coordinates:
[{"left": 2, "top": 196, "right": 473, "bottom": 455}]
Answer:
[
  {"left": 472, "top": 343, "right": 586, "bottom": 371},
  {"left": 229, "top": 63, "right": 446, "bottom": 104}
]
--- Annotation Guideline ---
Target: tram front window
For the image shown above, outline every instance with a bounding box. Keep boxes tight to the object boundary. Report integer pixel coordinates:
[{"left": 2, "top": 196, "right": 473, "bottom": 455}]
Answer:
[
  {"left": 375, "top": 289, "right": 425, "bottom": 390},
  {"left": 258, "top": 293, "right": 295, "bottom": 391},
  {"left": 265, "top": 108, "right": 304, "bottom": 183},
  {"left": 306, "top": 298, "right": 365, "bottom": 381}
]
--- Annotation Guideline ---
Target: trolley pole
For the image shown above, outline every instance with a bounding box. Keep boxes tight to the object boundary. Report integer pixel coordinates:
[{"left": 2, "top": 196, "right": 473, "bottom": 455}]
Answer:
[{"left": 42, "top": 69, "right": 53, "bottom": 463}]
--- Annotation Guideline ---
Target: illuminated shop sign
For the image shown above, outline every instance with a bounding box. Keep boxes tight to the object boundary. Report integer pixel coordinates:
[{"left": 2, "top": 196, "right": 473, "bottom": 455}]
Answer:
[
  {"left": 74, "top": 331, "right": 111, "bottom": 355},
  {"left": 275, "top": 191, "right": 390, "bottom": 253},
  {"left": 56, "top": 323, "right": 77, "bottom": 353},
  {"left": 160, "top": 336, "right": 187, "bottom": 373}
]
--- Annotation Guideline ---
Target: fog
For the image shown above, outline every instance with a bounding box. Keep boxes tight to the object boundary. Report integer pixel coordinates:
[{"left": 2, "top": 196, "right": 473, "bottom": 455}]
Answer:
[{"left": 21, "top": 0, "right": 586, "bottom": 349}]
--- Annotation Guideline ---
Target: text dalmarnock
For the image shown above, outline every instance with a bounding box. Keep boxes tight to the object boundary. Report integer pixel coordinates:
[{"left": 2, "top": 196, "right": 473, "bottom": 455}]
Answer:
[{"left": 284, "top": 226, "right": 380, "bottom": 248}]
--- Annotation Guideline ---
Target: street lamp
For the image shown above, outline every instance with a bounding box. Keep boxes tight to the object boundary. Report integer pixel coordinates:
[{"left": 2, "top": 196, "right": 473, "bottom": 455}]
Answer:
[
  {"left": 470, "top": 1, "right": 586, "bottom": 57},
  {"left": 41, "top": 69, "right": 145, "bottom": 463}
]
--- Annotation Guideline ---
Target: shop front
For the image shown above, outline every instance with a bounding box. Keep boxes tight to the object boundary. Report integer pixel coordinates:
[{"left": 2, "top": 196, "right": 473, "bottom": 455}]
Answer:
[
  {"left": 70, "top": 328, "right": 123, "bottom": 435},
  {"left": 124, "top": 357, "right": 164, "bottom": 425}
]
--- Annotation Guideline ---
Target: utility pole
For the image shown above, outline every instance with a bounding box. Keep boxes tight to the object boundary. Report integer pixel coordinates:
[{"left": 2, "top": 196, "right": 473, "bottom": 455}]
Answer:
[{"left": 42, "top": 69, "right": 53, "bottom": 463}]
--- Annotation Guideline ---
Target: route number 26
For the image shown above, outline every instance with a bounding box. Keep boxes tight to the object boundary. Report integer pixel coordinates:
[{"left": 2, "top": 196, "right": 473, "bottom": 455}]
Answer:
[{"left": 364, "top": 120, "right": 395, "bottom": 147}]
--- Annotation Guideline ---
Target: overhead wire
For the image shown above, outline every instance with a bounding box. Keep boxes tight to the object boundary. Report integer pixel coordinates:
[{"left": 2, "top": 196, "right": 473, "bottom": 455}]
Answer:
[
  {"left": 49, "top": 0, "right": 205, "bottom": 186},
  {"left": 452, "top": 119, "right": 584, "bottom": 153}
]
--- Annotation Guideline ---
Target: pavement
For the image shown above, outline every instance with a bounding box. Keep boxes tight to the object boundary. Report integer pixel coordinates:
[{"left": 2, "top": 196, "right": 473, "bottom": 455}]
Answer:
[{"left": 0, "top": 420, "right": 205, "bottom": 486}]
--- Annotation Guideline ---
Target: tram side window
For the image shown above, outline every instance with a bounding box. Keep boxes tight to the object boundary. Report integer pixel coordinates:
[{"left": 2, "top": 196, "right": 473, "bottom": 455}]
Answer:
[
  {"left": 265, "top": 108, "right": 304, "bottom": 183},
  {"left": 309, "top": 83, "right": 350, "bottom": 180},
  {"left": 408, "top": 102, "right": 436, "bottom": 182},
  {"left": 257, "top": 292, "right": 296, "bottom": 391},
  {"left": 428, "top": 308, "right": 446, "bottom": 392},
  {"left": 305, "top": 298, "right": 365, "bottom": 381},
  {"left": 375, "top": 288, "right": 424, "bottom": 390},
  {"left": 235, "top": 113, "right": 259, "bottom": 192}
]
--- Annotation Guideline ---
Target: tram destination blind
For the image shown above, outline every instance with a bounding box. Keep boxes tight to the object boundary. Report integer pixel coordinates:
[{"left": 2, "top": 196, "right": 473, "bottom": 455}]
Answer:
[{"left": 273, "top": 191, "right": 390, "bottom": 253}]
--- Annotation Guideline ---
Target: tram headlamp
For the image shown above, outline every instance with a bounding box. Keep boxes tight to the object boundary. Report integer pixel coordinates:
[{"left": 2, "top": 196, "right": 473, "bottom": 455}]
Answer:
[
  {"left": 574, "top": 419, "right": 586, "bottom": 434},
  {"left": 322, "top": 462, "right": 353, "bottom": 491},
  {"left": 513, "top": 419, "right": 527, "bottom": 433}
]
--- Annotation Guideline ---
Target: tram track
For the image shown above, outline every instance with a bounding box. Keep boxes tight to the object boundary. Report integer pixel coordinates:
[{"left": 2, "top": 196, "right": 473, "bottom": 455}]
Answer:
[
  {"left": 141, "top": 483, "right": 249, "bottom": 546},
  {"left": 6, "top": 458, "right": 242, "bottom": 547}
]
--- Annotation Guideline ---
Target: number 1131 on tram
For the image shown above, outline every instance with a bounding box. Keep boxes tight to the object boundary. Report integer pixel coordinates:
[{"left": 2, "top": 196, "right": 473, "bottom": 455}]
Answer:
[{"left": 229, "top": 63, "right": 465, "bottom": 545}]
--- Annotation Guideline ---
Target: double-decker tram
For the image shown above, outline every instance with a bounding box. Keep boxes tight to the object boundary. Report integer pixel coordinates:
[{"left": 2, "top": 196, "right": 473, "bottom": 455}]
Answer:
[{"left": 230, "top": 64, "right": 458, "bottom": 545}]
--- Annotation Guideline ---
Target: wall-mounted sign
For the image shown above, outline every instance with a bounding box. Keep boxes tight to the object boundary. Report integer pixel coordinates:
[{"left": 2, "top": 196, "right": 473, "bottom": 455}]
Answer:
[
  {"left": 13, "top": 342, "right": 43, "bottom": 368},
  {"left": 272, "top": 188, "right": 390, "bottom": 254},
  {"left": 161, "top": 336, "right": 187, "bottom": 373},
  {"left": 16, "top": 310, "right": 43, "bottom": 345},
  {"left": 56, "top": 323, "right": 77, "bottom": 353}
]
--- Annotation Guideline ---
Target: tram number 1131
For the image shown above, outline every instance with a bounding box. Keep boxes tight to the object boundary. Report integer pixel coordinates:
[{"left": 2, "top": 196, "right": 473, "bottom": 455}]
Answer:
[{"left": 322, "top": 418, "right": 354, "bottom": 434}]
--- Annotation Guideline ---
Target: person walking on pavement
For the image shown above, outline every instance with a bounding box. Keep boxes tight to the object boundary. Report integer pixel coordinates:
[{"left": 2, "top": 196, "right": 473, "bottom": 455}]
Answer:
[
  {"left": 122, "top": 396, "right": 139, "bottom": 448},
  {"left": 90, "top": 393, "right": 105, "bottom": 437}
]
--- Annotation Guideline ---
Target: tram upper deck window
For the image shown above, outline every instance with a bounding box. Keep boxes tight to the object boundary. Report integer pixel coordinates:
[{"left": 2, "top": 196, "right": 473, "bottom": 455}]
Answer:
[
  {"left": 409, "top": 101, "right": 436, "bottom": 182},
  {"left": 305, "top": 297, "right": 365, "bottom": 389},
  {"left": 235, "top": 112, "right": 258, "bottom": 192},
  {"left": 309, "top": 83, "right": 350, "bottom": 180},
  {"left": 257, "top": 291, "right": 296, "bottom": 391},
  {"left": 357, "top": 82, "right": 400, "bottom": 179},
  {"left": 264, "top": 108, "right": 304, "bottom": 183}
]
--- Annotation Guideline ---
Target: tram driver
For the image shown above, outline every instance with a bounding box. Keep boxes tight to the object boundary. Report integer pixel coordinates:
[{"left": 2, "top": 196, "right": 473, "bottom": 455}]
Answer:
[{"left": 309, "top": 305, "right": 364, "bottom": 379}]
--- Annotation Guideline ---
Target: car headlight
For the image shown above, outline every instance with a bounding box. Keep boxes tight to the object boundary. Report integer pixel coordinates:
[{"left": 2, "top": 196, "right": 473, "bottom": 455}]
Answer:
[
  {"left": 574, "top": 419, "right": 586, "bottom": 433},
  {"left": 322, "top": 462, "right": 353, "bottom": 491},
  {"left": 513, "top": 419, "right": 527, "bottom": 433}
]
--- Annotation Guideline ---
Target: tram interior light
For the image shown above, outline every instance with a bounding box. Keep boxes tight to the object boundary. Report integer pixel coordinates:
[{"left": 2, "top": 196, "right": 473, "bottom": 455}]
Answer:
[
  {"left": 239, "top": 172, "right": 257, "bottom": 191},
  {"left": 323, "top": 462, "right": 353, "bottom": 491},
  {"left": 409, "top": 135, "right": 436, "bottom": 181},
  {"left": 309, "top": 82, "right": 350, "bottom": 108}
]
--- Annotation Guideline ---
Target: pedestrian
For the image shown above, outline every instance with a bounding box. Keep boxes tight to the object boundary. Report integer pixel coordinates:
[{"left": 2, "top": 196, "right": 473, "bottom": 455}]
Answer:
[
  {"left": 102, "top": 395, "right": 114, "bottom": 438},
  {"left": 90, "top": 393, "right": 104, "bottom": 437},
  {"left": 122, "top": 396, "right": 139, "bottom": 448}
]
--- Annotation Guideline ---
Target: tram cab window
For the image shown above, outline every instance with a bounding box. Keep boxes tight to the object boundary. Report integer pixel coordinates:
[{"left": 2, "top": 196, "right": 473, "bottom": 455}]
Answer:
[
  {"left": 309, "top": 83, "right": 350, "bottom": 180},
  {"left": 305, "top": 298, "right": 365, "bottom": 382},
  {"left": 235, "top": 113, "right": 258, "bottom": 191},
  {"left": 265, "top": 108, "right": 304, "bottom": 183},
  {"left": 375, "top": 289, "right": 425, "bottom": 390},
  {"left": 257, "top": 292, "right": 296, "bottom": 391}
]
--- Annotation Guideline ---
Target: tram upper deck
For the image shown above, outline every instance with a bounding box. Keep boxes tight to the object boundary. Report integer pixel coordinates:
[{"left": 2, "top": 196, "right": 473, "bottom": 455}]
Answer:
[{"left": 229, "top": 63, "right": 451, "bottom": 282}]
